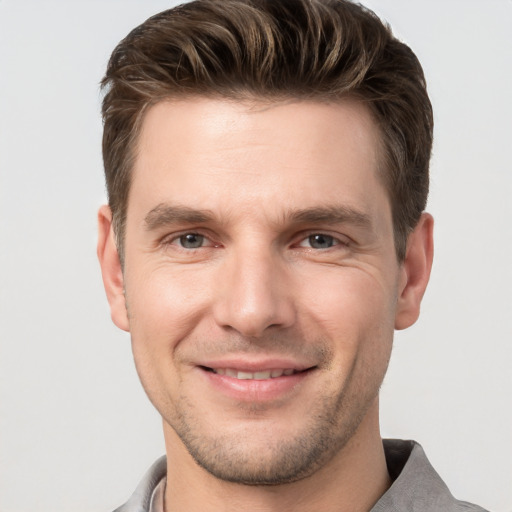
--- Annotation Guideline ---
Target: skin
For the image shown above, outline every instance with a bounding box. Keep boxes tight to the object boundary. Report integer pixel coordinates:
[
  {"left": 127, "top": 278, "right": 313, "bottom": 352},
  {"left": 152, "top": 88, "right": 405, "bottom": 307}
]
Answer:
[{"left": 98, "top": 98, "right": 433, "bottom": 512}]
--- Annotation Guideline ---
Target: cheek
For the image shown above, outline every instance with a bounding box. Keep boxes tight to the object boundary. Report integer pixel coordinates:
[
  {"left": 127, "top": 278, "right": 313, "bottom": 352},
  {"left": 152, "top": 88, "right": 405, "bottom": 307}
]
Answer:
[
  {"left": 125, "top": 266, "right": 213, "bottom": 392},
  {"left": 299, "top": 267, "right": 396, "bottom": 364},
  {"left": 303, "top": 270, "right": 395, "bottom": 404},
  {"left": 302, "top": 266, "right": 396, "bottom": 329},
  {"left": 127, "top": 263, "right": 212, "bottom": 336}
]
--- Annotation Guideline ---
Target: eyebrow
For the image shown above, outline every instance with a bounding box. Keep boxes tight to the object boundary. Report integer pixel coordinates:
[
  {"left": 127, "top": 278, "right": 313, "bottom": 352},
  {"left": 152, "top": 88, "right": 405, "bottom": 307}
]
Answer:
[
  {"left": 144, "top": 203, "right": 373, "bottom": 231},
  {"left": 288, "top": 205, "right": 372, "bottom": 228},
  {"left": 144, "top": 204, "right": 214, "bottom": 230}
]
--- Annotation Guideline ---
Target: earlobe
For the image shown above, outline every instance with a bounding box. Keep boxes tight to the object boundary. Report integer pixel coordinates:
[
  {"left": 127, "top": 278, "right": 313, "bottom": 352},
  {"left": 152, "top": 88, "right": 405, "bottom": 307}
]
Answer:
[
  {"left": 97, "top": 205, "right": 130, "bottom": 332},
  {"left": 395, "top": 213, "right": 434, "bottom": 330}
]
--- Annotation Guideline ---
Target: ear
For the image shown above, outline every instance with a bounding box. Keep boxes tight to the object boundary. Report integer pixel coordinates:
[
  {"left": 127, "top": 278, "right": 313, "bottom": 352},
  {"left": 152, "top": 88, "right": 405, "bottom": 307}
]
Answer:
[
  {"left": 97, "top": 205, "right": 130, "bottom": 332},
  {"left": 395, "top": 213, "right": 434, "bottom": 330}
]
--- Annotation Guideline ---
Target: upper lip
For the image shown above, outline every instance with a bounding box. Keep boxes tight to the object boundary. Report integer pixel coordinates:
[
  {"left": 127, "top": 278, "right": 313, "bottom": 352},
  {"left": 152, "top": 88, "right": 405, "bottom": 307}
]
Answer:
[{"left": 197, "top": 357, "right": 315, "bottom": 373}]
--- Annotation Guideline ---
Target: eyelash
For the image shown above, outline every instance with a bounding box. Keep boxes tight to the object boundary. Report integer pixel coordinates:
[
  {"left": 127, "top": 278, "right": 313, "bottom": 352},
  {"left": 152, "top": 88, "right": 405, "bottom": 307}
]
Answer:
[
  {"left": 297, "top": 234, "right": 347, "bottom": 250},
  {"left": 163, "top": 231, "right": 218, "bottom": 250}
]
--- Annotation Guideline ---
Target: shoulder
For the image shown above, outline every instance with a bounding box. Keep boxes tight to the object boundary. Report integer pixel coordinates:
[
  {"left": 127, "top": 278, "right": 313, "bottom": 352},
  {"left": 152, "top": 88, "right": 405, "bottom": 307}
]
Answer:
[
  {"left": 371, "top": 440, "right": 489, "bottom": 512},
  {"left": 113, "top": 456, "right": 167, "bottom": 512},
  {"left": 453, "top": 503, "right": 489, "bottom": 512}
]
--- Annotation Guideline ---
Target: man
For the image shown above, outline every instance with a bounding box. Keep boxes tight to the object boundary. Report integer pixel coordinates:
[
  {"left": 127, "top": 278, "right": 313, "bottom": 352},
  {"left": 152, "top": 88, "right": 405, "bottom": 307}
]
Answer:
[{"left": 97, "top": 0, "right": 487, "bottom": 511}]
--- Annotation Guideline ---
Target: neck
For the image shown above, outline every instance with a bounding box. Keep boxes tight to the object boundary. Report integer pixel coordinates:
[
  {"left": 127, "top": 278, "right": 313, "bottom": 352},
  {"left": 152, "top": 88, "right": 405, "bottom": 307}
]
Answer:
[{"left": 163, "top": 402, "right": 390, "bottom": 512}]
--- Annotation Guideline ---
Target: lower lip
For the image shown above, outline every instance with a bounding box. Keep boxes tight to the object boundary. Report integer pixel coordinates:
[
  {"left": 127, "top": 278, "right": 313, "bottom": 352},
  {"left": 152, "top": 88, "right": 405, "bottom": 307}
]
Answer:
[{"left": 199, "top": 368, "right": 312, "bottom": 402}]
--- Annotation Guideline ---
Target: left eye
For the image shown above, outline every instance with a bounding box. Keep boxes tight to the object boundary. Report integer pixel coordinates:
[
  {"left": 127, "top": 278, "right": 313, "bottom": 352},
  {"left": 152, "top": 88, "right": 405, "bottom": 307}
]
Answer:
[
  {"left": 177, "top": 233, "right": 205, "bottom": 249},
  {"left": 299, "top": 234, "right": 338, "bottom": 249}
]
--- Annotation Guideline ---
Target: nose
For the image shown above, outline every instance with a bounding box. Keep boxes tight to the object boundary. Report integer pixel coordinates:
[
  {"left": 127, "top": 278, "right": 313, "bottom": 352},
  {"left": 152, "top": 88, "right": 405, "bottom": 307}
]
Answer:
[{"left": 212, "top": 246, "right": 296, "bottom": 338}]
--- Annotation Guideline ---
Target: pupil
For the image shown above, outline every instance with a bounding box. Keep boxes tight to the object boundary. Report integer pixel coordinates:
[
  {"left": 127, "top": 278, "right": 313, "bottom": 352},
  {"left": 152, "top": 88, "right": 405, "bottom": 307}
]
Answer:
[
  {"left": 310, "top": 234, "right": 333, "bottom": 249},
  {"left": 180, "top": 233, "right": 203, "bottom": 248}
]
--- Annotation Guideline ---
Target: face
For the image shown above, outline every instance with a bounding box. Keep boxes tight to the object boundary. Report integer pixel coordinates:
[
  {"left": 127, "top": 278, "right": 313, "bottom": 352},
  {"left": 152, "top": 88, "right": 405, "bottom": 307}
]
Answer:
[{"left": 99, "top": 98, "right": 431, "bottom": 485}]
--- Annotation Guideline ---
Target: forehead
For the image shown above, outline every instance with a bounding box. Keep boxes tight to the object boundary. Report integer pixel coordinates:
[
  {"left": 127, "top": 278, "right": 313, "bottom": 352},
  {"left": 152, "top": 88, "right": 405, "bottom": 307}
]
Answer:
[{"left": 130, "top": 97, "right": 389, "bottom": 225}]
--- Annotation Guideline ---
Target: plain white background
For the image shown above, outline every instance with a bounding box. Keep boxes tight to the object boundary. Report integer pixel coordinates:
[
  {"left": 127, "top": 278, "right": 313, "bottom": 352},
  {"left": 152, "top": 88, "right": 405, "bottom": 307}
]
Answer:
[{"left": 0, "top": 1, "right": 510, "bottom": 511}]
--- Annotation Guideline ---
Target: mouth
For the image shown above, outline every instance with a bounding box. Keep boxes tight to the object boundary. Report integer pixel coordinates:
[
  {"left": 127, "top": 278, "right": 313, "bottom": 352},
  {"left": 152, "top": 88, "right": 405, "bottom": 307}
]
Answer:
[
  {"left": 200, "top": 367, "right": 307, "bottom": 380},
  {"left": 196, "top": 356, "right": 318, "bottom": 405}
]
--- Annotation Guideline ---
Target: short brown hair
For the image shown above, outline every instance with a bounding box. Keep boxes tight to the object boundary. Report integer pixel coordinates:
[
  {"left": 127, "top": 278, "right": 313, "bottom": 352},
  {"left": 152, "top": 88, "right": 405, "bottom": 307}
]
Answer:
[{"left": 101, "top": 0, "right": 433, "bottom": 263}]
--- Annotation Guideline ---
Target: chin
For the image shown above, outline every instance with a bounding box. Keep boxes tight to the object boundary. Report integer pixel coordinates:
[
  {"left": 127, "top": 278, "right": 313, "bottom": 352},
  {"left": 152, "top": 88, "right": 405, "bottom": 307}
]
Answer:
[{"left": 168, "top": 392, "right": 368, "bottom": 486}]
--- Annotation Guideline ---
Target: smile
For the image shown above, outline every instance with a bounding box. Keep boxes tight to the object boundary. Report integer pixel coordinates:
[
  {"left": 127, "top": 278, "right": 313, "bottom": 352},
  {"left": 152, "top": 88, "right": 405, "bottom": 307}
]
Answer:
[
  {"left": 198, "top": 364, "right": 315, "bottom": 402},
  {"left": 209, "top": 368, "right": 298, "bottom": 380}
]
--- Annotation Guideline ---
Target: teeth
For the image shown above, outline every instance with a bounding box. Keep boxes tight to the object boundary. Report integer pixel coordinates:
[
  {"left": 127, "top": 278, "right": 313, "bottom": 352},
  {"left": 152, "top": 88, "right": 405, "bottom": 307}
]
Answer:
[
  {"left": 212, "top": 368, "right": 297, "bottom": 380},
  {"left": 254, "top": 371, "right": 271, "bottom": 380}
]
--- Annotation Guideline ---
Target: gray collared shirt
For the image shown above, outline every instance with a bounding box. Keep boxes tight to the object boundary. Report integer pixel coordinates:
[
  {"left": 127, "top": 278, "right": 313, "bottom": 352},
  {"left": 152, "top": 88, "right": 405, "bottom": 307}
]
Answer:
[{"left": 113, "top": 439, "right": 488, "bottom": 512}]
